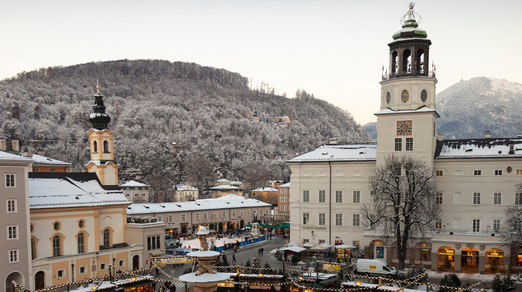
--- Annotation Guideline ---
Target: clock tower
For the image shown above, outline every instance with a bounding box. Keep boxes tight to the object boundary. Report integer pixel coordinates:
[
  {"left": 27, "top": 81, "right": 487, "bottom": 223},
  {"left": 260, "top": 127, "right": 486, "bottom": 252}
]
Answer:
[{"left": 376, "top": 3, "right": 439, "bottom": 169}]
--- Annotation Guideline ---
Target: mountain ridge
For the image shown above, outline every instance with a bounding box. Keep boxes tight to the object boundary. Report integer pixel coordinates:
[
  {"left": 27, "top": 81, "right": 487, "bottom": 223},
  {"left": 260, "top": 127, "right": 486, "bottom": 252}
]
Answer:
[{"left": 0, "top": 59, "right": 370, "bottom": 197}]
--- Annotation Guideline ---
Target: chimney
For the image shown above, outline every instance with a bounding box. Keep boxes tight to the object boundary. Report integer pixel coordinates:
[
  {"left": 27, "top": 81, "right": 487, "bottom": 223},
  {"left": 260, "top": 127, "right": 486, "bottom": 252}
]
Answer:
[
  {"left": 509, "top": 145, "right": 515, "bottom": 155},
  {"left": 0, "top": 139, "right": 6, "bottom": 151},
  {"left": 438, "top": 133, "right": 444, "bottom": 142},
  {"left": 11, "top": 140, "right": 20, "bottom": 152},
  {"left": 485, "top": 131, "right": 491, "bottom": 139},
  {"left": 22, "top": 152, "right": 33, "bottom": 158}
]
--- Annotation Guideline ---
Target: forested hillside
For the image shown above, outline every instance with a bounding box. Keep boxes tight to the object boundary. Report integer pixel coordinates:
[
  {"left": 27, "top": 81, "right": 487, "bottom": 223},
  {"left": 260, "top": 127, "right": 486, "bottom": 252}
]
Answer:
[{"left": 0, "top": 60, "right": 369, "bottom": 197}]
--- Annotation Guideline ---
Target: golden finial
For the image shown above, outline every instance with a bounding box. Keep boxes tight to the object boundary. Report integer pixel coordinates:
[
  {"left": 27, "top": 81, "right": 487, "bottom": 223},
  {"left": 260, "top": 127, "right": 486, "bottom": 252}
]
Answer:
[{"left": 96, "top": 79, "right": 100, "bottom": 94}]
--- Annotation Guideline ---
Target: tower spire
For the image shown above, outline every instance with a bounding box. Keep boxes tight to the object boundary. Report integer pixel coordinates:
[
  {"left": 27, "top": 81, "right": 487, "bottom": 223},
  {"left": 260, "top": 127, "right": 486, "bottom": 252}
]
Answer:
[{"left": 89, "top": 81, "right": 111, "bottom": 130}]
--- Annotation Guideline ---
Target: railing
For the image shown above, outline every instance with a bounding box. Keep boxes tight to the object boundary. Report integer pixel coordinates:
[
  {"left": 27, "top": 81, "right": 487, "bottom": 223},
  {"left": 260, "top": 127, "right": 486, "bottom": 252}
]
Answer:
[{"left": 382, "top": 71, "right": 435, "bottom": 80}]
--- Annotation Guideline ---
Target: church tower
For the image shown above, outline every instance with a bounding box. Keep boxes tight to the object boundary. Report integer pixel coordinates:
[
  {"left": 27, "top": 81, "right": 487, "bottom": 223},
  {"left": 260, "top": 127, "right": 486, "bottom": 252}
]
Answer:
[
  {"left": 86, "top": 82, "right": 119, "bottom": 186},
  {"left": 376, "top": 3, "right": 439, "bottom": 169}
]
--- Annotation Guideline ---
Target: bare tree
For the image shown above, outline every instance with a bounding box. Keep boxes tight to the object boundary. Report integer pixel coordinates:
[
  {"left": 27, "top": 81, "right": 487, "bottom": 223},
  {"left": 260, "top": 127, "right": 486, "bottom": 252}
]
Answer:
[
  {"left": 183, "top": 155, "right": 216, "bottom": 198},
  {"left": 241, "top": 161, "right": 270, "bottom": 192},
  {"left": 362, "top": 155, "right": 440, "bottom": 269},
  {"left": 502, "top": 183, "right": 522, "bottom": 254}
]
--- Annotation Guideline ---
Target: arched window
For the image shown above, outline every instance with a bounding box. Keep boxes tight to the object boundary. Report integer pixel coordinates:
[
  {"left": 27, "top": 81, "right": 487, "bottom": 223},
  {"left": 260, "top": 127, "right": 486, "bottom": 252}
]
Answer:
[
  {"left": 93, "top": 141, "right": 98, "bottom": 153},
  {"left": 103, "top": 229, "right": 110, "bottom": 248},
  {"left": 78, "top": 233, "right": 85, "bottom": 253},
  {"left": 103, "top": 140, "right": 110, "bottom": 153},
  {"left": 416, "top": 49, "right": 425, "bottom": 74},
  {"left": 52, "top": 235, "right": 61, "bottom": 257},
  {"left": 402, "top": 49, "right": 411, "bottom": 73},
  {"left": 391, "top": 51, "right": 398, "bottom": 74}
]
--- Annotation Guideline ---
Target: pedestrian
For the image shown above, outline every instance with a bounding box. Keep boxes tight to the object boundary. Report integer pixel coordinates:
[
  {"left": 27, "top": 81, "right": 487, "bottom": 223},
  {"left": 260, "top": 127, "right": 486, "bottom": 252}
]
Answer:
[
  {"left": 170, "top": 283, "right": 176, "bottom": 292},
  {"left": 155, "top": 267, "right": 159, "bottom": 276},
  {"left": 261, "top": 248, "right": 264, "bottom": 255},
  {"left": 232, "top": 254, "right": 236, "bottom": 264}
]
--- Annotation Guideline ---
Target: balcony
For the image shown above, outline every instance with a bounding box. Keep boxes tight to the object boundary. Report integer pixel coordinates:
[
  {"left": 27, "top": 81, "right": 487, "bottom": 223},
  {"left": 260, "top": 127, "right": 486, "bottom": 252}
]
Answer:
[{"left": 382, "top": 71, "right": 435, "bottom": 81}]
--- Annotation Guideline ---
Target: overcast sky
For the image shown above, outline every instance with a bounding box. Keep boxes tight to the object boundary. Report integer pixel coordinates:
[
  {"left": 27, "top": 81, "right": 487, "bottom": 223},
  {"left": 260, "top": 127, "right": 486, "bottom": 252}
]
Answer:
[{"left": 2, "top": 0, "right": 521, "bottom": 125}]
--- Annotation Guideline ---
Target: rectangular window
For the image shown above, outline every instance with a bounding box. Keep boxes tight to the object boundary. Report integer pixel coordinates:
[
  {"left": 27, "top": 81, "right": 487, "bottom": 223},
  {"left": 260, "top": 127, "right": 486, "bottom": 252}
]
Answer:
[
  {"left": 79, "top": 266, "right": 86, "bottom": 274},
  {"left": 8, "top": 225, "right": 18, "bottom": 240},
  {"left": 353, "top": 191, "right": 361, "bottom": 203},
  {"left": 493, "top": 220, "right": 501, "bottom": 232},
  {"left": 284, "top": 205, "right": 287, "bottom": 211},
  {"left": 517, "top": 169, "right": 522, "bottom": 175},
  {"left": 303, "top": 191, "right": 310, "bottom": 202},
  {"left": 5, "top": 174, "right": 15, "bottom": 188},
  {"left": 494, "top": 193, "right": 502, "bottom": 205},
  {"left": 100, "top": 263, "right": 106, "bottom": 270},
  {"left": 119, "top": 260, "right": 124, "bottom": 267},
  {"left": 395, "top": 138, "right": 402, "bottom": 151},
  {"left": 472, "top": 219, "right": 480, "bottom": 232},
  {"left": 335, "top": 214, "right": 342, "bottom": 226},
  {"left": 303, "top": 213, "right": 310, "bottom": 225},
  {"left": 436, "top": 170, "right": 443, "bottom": 176},
  {"left": 319, "top": 190, "right": 326, "bottom": 202},
  {"left": 9, "top": 250, "right": 18, "bottom": 263},
  {"left": 474, "top": 170, "right": 482, "bottom": 176},
  {"left": 405, "top": 138, "right": 413, "bottom": 151},
  {"left": 435, "top": 193, "right": 443, "bottom": 204},
  {"left": 7, "top": 199, "right": 17, "bottom": 213},
  {"left": 515, "top": 193, "right": 522, "bottom": 205},
  {"left": 284, "top": 197, "right": 287, "bottom": 202},
  {"left": 352, "top": 214, "right": 360, "bottom": 226},
  {"left": 195, "top": 213, "right": 200, "bottom": 221},
  {"left": 495, "top": 170, "right": 503, "bottom": 176},
  {"left": 280, "top": 206, "right": 283, "bottom": 211},
  {"left": 280, "top": 197, "right": 283, "bottom": 202},
  {"left": 203, "top": 213, "right": 208, "bottom": 219},
  {"left": 222, "top": 211, "right": 226, "bottom": 218},
  {"left": 435, "top": 219, "right": 442, "bottom": 230},
  {"left": 393, "top": 163, "right": 401, "bottom": 176},
  {"left": 57, "top": 270, "right": 64, "bottom": 278},
  {"left": 473, "top": 193, "right": 481, "bottom": 205},
  {"left": 181, "top": 214, "right": 186, "bottom": 221},
  {"left": 232, "top": 211, "right": 236, "bottom": 217},
  {"left": 335, "top": 191, "right": 342, "bottom": 203},
  {"left": 319, "top": 213, "right": 325, "bottom": 225}
]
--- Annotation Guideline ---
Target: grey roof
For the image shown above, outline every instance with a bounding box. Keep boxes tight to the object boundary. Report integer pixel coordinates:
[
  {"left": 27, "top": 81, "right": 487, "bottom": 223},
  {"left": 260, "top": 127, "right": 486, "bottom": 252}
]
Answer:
[{"left": 435, "top": 138, "right": 522, "bottom": 159}]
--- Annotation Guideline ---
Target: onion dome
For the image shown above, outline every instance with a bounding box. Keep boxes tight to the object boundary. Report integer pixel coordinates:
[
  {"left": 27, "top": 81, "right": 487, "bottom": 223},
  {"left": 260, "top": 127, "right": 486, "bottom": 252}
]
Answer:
[
  {"left": 89, "top": 82, "right": 111, "bottom": 130},
  {"left": 392, "top": 3, "right": 427, "bottom": 40}
]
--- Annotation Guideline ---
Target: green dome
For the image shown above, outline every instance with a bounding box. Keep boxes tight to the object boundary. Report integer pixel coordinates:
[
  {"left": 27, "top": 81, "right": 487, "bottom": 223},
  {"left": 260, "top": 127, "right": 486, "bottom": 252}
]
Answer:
[{"left": 89, "top": 92, "right": 111, "bottom": 130}]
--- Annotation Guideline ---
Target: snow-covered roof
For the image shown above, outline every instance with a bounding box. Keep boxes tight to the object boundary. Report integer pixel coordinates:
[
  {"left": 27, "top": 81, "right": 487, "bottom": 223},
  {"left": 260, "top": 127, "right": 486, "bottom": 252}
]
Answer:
[
  {"left": 278, "top": 182, "right": 290, "bottom": 188},
  {"left": 120, "top": 180, "right": 148, "bottom": 187},
  {"left": 174, "top": 184, "right": 198, "bottom": 191},
  {"left": 252, "top": 187, "right": 277, "bottom": 192},
  {"left": 436, "top": 138, "right": 522, "bottom": 159},
  {"left": 29, "top": 173, "right": 129, "bottom": 209},
  {"left": 32, "top": 154, "right": 71, "bottom": 165},
  {"left": 374, "top": 106, "right": 439, "bottom": 116},
  {"left": 217, "top": 178, "right": 230, "bottom": 183},
  {"left": 0, "top": 151, "right": 32, "bottom": 162},
  {"left": 209, "top": 185, "right": 241, "bottom": 190},
  {"left": 127, "top": 194, "right": 271, "bottom": 215},
  {"left": 288, "top": 144, "right": 377, "bottom": 163},
  {"left": 280, "top": 246, "right": 306, "bottom": 253}
]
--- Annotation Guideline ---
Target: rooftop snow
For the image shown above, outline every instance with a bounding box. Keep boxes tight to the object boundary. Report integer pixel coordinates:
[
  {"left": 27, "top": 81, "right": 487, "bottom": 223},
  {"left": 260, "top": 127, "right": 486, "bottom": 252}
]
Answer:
[
  {"left": 436, "top": 138, "right": 522, "bottom": 159},
  {"left": 278, "top": 182, "right": 290, "bottom": 188},
  {"left": 127, "top": 194, "right": 271, "bottom": 215},
  {"left": 29, "top": 173, "right": 128, "bottom": 209},
  {"left": 0, "top": 151, "right": 32, "bottom": 161},
  {"left": 209, "top": 185, "right": 240, "bottom": 190},
  {"left": 121, "top": 180, "right": 148, "bottom": 187},
  {"left": 252, "top": 187, "right": 277, "bottom": 192},
  {"left": 32, "top": 154, "right": 71, "bottom": 165},
  {"left": 374, "top": 107, "right": 438, "bottom": 116},
  {"left": 288, "top": 144, "right": 377, "bottom": 163}
]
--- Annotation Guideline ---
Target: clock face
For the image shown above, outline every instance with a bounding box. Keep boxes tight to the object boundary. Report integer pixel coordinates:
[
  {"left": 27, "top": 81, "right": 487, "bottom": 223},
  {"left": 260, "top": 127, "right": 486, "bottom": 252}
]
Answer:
[{"left": 397, "top": 120, "right": 413, "bottom": 136}]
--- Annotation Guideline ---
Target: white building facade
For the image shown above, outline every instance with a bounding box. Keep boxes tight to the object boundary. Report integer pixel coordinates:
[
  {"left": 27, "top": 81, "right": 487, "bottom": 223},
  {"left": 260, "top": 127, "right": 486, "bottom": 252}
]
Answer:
[{"left": 288, "top": 5, "right": 522, "bottom": 274}]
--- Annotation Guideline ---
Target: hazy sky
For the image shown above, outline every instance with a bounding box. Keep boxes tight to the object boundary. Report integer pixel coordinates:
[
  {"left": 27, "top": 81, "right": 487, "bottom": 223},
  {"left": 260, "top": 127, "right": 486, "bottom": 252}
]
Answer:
[{"left": 2, "top": 0, "right": 521, "bottom": 124}]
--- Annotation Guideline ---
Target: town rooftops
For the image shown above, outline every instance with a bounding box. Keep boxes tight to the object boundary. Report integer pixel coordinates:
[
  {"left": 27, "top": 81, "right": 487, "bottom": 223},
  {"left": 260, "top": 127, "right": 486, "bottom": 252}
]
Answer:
[
  {"left": 0, "top": 150, "right": 33, "bottom": 162},
  {"left": 127, "top": 194, "right": 271, "bottom": 215},
  {"left": 29, "top": 172, "right": 128, "bottom": 209},
  {"left": 120, "top": 180, "right": 148, "bottom": 188},
  {"left": 174, "top": 184, "right": 198, "bottom": 191},
  {"left": 252, "top": 187, "right": 278, "bottom": 192},
  {"left": 278, "top": 182, "right": 290, "bottom": 188}
]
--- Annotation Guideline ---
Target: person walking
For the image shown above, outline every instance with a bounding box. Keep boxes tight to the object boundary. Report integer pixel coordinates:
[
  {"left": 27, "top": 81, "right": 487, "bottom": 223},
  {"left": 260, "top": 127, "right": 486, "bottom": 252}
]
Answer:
[{"left": 232, "top": 254, "right": 236, "bottom": 264}]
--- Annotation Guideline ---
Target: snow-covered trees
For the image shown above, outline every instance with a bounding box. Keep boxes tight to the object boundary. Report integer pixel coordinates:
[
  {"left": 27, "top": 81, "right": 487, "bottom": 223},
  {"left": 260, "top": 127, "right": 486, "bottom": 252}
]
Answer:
[
  {"left": 362, "top": 155, "right": 440, "bottom": 269},
  {"left": 502, "top": 183, "right": 522, "bottom": 255},
  {"left": 0, "top": 59, "right": 370, "bottom": 190}
]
